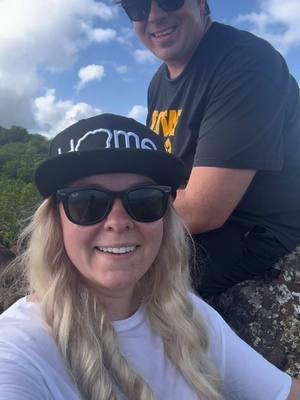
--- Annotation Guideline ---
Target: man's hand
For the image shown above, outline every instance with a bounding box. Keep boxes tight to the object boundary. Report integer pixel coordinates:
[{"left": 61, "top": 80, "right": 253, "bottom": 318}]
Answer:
[
  {"left": 288, "top": 379, "right": 300, "bottom": 399},
  {"left": 174, "top": 166, "right": 256, "bottom": 234}
]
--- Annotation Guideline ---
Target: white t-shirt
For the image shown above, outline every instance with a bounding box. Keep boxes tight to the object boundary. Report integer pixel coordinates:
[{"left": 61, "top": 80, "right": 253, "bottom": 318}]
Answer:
[{"left": 0, "top": 294, "right": 292, "bottom": 399}]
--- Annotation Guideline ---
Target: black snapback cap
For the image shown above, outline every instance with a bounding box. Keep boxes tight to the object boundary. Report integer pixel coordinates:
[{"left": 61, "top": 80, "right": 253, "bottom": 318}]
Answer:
[{"left": 35, "top": 113, "right": 184, "bottom": 198}]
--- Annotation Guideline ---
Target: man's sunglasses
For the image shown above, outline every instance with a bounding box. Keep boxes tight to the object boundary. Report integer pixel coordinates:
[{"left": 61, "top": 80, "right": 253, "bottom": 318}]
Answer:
[
  {"left": 121, "top": 0, "right": 184, "bottom": 22},
  {"left": 56, "top": 185, "right": 172, "bottom": 225}
]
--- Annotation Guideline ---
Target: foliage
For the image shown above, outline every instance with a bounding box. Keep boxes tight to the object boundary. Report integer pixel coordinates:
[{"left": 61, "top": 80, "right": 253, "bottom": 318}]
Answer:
[
  {"left": 0, "top": 126, "right": 48, "bottom": 247},
  {"left": 0, "top": 126, "right": 29, "bottom": 146}
]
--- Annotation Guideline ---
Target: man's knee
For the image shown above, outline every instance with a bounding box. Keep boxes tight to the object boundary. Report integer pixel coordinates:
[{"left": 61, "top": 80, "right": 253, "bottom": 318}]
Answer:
[{"left": 191, "top": 224, "right": 288, "bottom": 297}]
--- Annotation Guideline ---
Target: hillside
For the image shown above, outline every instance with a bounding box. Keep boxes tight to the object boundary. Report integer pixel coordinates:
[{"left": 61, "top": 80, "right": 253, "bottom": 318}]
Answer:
[{"left": 0, "top": 126, "right": 48, "bottom": 247}]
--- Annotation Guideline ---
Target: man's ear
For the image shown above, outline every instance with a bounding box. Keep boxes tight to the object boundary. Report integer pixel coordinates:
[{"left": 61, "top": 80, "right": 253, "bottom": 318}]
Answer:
[{"left": 198, "top": 0, "right": 206, "bottom": 15}]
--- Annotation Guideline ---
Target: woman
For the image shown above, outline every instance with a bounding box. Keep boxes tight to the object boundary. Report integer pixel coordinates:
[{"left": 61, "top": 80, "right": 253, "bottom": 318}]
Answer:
[{"left": 0, "top": 114, "right": 298, "bottom": 399}]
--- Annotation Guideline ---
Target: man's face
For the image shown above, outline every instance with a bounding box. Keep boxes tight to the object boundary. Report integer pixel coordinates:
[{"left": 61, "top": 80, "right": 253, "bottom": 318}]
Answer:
[{"left": 133, "top": 0, "right": 208, "bottom": 75}]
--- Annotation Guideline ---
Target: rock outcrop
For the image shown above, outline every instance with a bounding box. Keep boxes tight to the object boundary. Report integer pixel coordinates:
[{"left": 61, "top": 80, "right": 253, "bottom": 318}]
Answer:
[
  {"left": 0, "top": 244, "right": 17, "bottom": 313},
  {"left": 0, "top": 243, "right": 14, "bottom": 267},
  {"left": 213, "top": 247, "right": 300, "bottom": 378}
]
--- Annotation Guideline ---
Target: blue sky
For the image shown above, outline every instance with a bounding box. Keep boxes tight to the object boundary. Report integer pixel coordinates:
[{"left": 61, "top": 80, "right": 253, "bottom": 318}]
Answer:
[{"left": 0, "top": 0, "right": 299, "bottom": 137}]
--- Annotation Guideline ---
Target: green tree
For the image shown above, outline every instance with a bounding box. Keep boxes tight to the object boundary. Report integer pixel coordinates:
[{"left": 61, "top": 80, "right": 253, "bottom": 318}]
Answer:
[
  {"left": 0, "top": 178, "right": 41, "bottom": 246},
  {"left": 0, "top": 126, "right": 29, "bottom": 146},
  {"left": 0, "top": 126, "right": 48, "bottom": 247}
]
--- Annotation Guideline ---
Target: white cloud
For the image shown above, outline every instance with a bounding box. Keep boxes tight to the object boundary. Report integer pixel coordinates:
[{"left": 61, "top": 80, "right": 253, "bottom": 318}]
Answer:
[
  {"left": 115, "top": 65, "right": 128, "bottom": 74},
  {"left": 117, "top": 27, "right": 135, "bottom": 47},
  {"left": 234, "top": 0, "right": 300, "bottom": 54},
  {"left": 88, "top": 27, "right": 117, "bottom": 43},
  {"left": 134, "top": 49, "right": 157, "bottom": 64},
  {"left": 33, "top": 89, "right": 101, "bottom": 138},
  {"left": 77, "top": 64, "right": 105, "bottom": 90},
  {"left": 127, "top": 105, "right": 147, "bottom": 124},
  {"left": 0, "top": 0, "right": 115, "bottom": 130}
]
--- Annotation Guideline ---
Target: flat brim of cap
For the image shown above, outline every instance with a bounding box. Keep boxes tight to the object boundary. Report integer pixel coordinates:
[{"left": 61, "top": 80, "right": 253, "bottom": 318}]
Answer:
[{"left": 35, "top": 148, "right": 184, "bottom": 198}]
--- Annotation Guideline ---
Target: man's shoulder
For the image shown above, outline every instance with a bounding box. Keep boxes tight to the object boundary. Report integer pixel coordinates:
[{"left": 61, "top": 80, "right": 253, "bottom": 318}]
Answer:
[
  {"left": 211, "top": 22, "right": 273, "bottom": 48},
  {"left": 209, "top": 22, "right": 283, "bottom": 67},
  {"left": 197, "top": 22, "right": 288, "bottom": 92}
]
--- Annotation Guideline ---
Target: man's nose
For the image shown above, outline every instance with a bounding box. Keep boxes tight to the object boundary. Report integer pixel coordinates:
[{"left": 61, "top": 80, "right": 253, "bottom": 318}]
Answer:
[{"left": 148, "top": 0, "right": 169, "bottom": 23}]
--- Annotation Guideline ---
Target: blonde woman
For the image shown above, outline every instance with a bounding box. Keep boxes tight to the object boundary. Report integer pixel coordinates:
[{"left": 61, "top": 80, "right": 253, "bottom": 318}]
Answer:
[{"left": 0, "top": 114, "right": 298, "bottom": 400}]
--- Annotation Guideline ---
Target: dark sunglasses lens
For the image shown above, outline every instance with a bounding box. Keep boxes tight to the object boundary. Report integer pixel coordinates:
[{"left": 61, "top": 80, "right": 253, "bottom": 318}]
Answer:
[
  {"left": 66, "top": 190, "right": 110, "bottom": 225},
  {"left": 158, "top": 0, "right": 184, "bottom": 12},
  {"left": 126, "top": 187, "right": 168, "bottom": 222},
  {"left": 122, "top": 0, "right": 151, "bottom": 21}
]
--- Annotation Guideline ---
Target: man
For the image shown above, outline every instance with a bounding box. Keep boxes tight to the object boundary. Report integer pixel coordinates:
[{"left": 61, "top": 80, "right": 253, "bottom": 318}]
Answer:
[{"left": 119, "top": 0, "right": 300, "bottom": 298}]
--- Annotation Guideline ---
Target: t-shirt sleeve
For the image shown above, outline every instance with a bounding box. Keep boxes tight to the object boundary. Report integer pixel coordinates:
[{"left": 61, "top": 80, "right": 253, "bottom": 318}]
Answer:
[
  {"left": 194, "top": 44, "right": 289, "bottom": 171},
  {"left": 191, "top": 295, "right": 292, "bottom": 399},
  {"left": 0, "top": 343, "right": 52, "bottom": 400}
]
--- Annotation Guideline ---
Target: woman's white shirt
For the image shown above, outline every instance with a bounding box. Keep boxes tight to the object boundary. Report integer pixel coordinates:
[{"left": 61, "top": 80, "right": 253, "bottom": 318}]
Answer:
[{"left": 0, "top": 294, "right": 292, "bottom": 399}]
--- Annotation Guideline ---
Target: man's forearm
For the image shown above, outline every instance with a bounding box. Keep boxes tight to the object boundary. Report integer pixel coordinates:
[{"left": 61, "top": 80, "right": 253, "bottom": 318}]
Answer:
[
  {"left": 173, "top": 167, "right": 256, "bottom": 234},
  {"left": 288, "top": 379, "right": 300, "bottom": 400},
  {"left": 173, "top": 188, "right": 223, "bottom": 234}
]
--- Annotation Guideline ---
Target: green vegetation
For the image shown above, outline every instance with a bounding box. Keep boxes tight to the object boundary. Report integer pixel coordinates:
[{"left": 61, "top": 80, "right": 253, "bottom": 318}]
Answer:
[{"left": 0, "top": 126, "right": 48, "bottom": 246}]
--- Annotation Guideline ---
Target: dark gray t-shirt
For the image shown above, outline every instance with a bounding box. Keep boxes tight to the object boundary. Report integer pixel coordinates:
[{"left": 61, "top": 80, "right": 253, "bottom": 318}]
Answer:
[{"left": 147, "top": 22, "right": 300, "bottom": 250}]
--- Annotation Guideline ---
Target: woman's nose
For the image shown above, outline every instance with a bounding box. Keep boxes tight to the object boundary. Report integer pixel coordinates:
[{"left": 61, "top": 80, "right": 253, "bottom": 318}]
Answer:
[{"left": 103, "top": 199, "right": 134, "bottom": 232}]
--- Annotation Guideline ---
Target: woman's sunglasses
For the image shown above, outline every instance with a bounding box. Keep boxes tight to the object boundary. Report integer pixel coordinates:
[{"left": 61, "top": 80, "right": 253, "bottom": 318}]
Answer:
[
  {"left": 121, "top": 0, "right": 184, "bottom": 22},
  {"left": 56, "top": 185, "right": 172, "bottom": 225}
]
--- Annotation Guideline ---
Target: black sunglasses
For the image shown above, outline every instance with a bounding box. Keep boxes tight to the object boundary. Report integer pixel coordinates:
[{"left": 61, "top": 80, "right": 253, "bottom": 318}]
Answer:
[
  {"left": 56, "top": 185, "right": 172, "bottom": 225},
  {"left": 121, "top": 0, "right": 184, "bottom": 22}
]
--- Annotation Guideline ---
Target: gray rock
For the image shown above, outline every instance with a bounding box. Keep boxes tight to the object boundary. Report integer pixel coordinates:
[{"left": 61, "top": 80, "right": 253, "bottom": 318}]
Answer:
[
  {"left": 0, "top": 243, "right": 14, "bottom": 267},
  {"left": 0, "top": 244, "right": 19, "bottom": 313},
  {"left": 212, "top": 247, "right": 300, "bottom": 378}
]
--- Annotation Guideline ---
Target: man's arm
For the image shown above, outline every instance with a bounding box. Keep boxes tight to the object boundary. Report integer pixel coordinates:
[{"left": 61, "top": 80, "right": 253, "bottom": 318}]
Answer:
[
  {"left": 174, "top": 166, "right": 256, "bottom": 234},
  {"left": 289, "top": 379, "right": 300, "bottom": 400}
]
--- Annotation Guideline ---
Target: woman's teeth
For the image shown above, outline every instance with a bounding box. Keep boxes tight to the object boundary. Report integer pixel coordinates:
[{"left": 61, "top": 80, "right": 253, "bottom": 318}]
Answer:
[{"left": 96, "top": 246, "right": 136, "bottom": 254}]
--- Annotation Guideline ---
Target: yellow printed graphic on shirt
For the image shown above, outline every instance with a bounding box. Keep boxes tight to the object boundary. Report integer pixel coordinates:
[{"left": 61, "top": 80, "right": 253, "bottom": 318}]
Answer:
[{"left": 150, "top": 109, "right": 182, "bottom": 153}]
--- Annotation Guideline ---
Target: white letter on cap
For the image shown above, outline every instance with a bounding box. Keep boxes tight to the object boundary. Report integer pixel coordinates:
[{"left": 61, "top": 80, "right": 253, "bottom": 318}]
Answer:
[
  {"left": 57, "top": 139, "right": 75, "bottom": 154},
  {"left": 113, "top": 130, "right": 140, "bottom": 149},
  {"left": 75, "top": 128, "right": 113, "bottom": 150},
  {"left": 141, "top": 138, "right": 157, "bottom": 150}
]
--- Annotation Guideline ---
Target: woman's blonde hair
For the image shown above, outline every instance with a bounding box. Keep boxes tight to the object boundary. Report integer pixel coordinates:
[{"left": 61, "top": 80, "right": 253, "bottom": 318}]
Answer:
[{"left": 8, "top": 196, "right": 222, "bottom": 400}]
